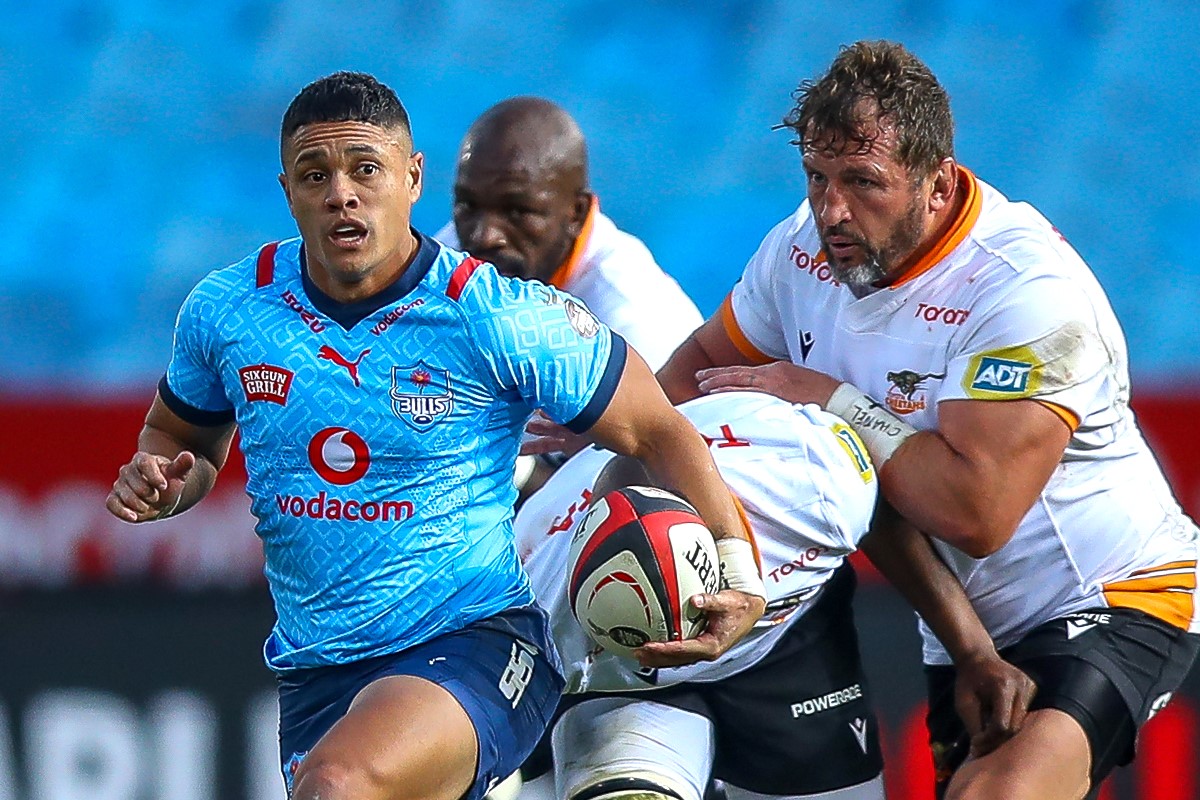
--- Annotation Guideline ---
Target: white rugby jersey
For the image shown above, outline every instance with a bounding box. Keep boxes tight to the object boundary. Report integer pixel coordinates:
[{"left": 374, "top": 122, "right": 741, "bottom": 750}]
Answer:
[
  {"left": 726, "top": 167, "right": 1200, "bottom": 663},
  {"left": 436, "top": 200, "right": 702, "bottom": 370},
  {"left": 515, "top": 391, "right": 878, "bottom": 692}
]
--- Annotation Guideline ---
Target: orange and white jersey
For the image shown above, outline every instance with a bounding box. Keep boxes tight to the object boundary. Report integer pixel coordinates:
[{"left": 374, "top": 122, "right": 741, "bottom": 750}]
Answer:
[
  {"left": 436, "top": 202, "right": 702, "bottom": 370},
  {"left": 726, "top": 167, "right": 1200, "bottom": 663},
  {"left": 515, "top": 391, "right": 878, "bottom": 692}
]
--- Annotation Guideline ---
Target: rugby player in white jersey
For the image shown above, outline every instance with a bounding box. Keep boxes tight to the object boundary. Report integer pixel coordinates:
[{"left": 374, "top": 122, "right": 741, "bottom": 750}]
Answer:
[
  {"left": 516, "top": 391, "right": 1034, "bottom": 800},
  {"left": 438, "top": 97, "right": 704, "bottom": 500},
  {"left": 658, "top": 40, "right": 1200, "bottom": 800}
]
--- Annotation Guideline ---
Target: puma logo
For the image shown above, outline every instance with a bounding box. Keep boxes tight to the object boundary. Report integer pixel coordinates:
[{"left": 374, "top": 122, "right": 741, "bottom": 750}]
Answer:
[{"left": 318, "top": 345, "right": 371, "bottom": 387}]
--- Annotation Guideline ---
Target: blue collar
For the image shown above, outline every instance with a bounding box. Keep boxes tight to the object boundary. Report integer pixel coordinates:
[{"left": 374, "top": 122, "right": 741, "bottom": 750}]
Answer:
[{"left": 300, "top": 229, "right": 440, "bottom": 330}]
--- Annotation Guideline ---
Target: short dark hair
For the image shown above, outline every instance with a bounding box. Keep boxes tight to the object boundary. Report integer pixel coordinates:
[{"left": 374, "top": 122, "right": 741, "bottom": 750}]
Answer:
[
  {"left": 281, "top": 71, "right": 412, "bottom": 146},
  {"left": 783, "top": 40, "right": 954, "bottom": 176}
]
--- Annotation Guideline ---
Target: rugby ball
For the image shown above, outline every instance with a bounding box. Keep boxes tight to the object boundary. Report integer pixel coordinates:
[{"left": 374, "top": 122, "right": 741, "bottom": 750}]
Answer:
[{"left": 567, "top": 486, "right": 721, "bottom": 659}]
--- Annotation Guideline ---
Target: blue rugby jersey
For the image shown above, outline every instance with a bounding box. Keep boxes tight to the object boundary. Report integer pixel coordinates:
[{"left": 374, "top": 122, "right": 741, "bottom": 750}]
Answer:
[{"left": 161, "top": 233, "right": 626, "bottom": 672}]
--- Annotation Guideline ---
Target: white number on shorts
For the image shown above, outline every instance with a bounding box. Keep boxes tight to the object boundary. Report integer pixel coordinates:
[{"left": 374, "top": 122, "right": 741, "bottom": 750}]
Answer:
[{"left": 498, "top": 641, "right": 536, "bottom": 708}]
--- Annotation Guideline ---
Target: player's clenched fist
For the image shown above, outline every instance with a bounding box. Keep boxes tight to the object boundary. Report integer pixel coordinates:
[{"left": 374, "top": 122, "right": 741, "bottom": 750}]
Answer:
[{"left": 106, "top": 451, "right": 195, "bottom": 523}]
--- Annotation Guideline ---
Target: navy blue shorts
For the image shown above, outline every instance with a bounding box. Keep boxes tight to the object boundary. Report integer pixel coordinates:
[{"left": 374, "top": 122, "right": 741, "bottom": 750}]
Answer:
[{"left": 277, "top": 605, "right": 565, "bottom": 800}]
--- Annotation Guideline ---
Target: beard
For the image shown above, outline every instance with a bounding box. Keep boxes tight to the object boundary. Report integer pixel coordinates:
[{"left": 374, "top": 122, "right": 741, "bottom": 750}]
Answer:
[
  {"left": 832, "top": 255, "right": 887, "bottom": 298},
  {"left": 822, "top": 198, "right": 927, "bottom": 298}
]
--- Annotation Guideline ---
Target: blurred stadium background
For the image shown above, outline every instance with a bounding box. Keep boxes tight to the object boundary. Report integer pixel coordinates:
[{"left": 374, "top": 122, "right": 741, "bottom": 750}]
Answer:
[{"left": 1, "top": 1, "right": 1197, "bottom": 798}]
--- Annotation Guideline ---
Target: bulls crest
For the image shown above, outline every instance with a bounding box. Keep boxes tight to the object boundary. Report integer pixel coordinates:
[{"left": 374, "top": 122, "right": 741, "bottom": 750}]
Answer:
[{"left": 391, "top": 362, "right": 454, "bottom": 431}]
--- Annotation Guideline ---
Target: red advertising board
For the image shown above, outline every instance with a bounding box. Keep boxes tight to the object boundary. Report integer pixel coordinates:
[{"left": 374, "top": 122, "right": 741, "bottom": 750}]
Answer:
[{"left": 2, "top": 391, "right": 1199, "bottom": 585}]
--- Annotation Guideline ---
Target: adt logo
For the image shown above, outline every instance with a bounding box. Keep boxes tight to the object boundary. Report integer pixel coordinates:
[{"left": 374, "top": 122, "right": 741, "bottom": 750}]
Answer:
[
  {"left": 970, "top": 357, "right": 1034, "bottom": 394},
  {"left": 391, "top": 362, "right": 454, "bottom": 431},
  {"left": 308, "top": 427, "right": 370, "bottom": 485}
]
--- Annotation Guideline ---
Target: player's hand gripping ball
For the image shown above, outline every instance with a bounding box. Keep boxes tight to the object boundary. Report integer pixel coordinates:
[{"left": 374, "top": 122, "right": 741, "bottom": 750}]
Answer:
[{"left": 567, "top": 486, "right": 721, "bottom": 659}]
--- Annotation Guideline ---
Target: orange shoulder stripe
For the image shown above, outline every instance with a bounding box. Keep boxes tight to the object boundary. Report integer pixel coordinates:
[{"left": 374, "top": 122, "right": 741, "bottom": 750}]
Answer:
[
  {"left": 1038, "top": 401, "right": 1080, "bottom": 431},
  {"left": 719, "top": 296, "right": 775, "bottom": 365}
]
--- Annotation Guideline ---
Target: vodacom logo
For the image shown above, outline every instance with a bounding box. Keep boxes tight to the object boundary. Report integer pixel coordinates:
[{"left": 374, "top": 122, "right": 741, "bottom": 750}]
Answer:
[{"left": 308, "top": 427, "right": 370, "bottom": 485}]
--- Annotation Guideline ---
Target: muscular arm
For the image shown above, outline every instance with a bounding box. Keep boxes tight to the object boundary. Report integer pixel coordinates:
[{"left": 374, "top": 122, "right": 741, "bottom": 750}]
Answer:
[
  {"left": 862, "top": 500, "right": 999, "bottom": 665},
  {"left": 656, "top": 313, "right": 758, "bottom": 405},
  {"left": 879, "top": 398, "right": 1070, "bottom": 557},
  {"left": 589, "top": 347, "right": 746, "bottom": 546},
  {"left": 697, "top": 363, "right": 1072, "bottom": 557},
  {"left": 106, "top": 393, "right": 237, "bottom": 522}
]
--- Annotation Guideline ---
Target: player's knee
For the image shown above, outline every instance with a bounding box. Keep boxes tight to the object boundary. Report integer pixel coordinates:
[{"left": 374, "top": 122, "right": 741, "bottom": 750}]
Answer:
[
  {"left": 569, "top": 776, "right": 687, "bottom": 800},
  {"left": 291, "top": 756, "right": 388, "bottom": 800}
]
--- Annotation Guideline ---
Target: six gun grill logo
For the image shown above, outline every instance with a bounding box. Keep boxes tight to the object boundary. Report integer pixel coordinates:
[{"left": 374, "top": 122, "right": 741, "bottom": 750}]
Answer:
[{"left": 390, "top": 362, "right": 454, "bottom": 431}]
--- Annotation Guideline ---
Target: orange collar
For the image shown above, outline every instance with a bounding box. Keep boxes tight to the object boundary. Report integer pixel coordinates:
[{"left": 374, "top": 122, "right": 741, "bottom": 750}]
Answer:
[
  {"left": 889, "top": 166, "right": 981, "bottom": 288},
  {"left": 546, "top": 196, "right": 598, "bottom": 289}
]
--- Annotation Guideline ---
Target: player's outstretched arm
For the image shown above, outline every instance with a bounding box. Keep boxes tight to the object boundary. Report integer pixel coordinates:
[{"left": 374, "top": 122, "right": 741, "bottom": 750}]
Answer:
[
  {"left": 106, "top": 393, "right": 236, "bottom": 523},
  {"left": 584, "top": 346, "right": 767, "bottom": 666},
  {"left": 862, "top": 500, "right": 1036, "bottom": 757}
]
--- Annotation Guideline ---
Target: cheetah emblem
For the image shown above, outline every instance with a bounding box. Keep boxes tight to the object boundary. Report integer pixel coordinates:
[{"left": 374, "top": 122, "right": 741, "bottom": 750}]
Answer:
[{"left": 886, "top": 370, "right": 945, "bottom": 398}]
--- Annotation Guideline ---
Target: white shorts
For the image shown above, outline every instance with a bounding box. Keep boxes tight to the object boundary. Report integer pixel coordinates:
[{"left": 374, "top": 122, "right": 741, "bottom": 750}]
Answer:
[{"left": 552, "top": 697, "right": 885, "bottom": 800}]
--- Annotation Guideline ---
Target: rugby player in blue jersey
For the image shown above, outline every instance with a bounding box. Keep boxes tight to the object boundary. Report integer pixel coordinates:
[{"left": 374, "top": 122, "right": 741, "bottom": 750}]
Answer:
[{"left": 105, "top": 72, "right": 765, "bottom": 800}]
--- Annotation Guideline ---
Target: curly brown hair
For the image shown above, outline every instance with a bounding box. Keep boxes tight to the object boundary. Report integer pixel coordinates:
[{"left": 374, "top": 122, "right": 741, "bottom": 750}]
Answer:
[{"left": 782, "top": 40, "right": 954, "bottom": 177}]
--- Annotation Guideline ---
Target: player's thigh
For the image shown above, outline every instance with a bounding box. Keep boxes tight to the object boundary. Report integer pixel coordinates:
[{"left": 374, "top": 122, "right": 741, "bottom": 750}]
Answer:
[
  {"left": 294, "top": 674, "right": 478, "bottom": 800},
  {"left": 944, "top": 707, "right": 1089, "bottom": 800},
  {"left": 723, "top": 775, "right": 885, "bottom": 800},
  {"left": 927, "top": 607, "right": 1199, "bottom": 798},
  {"left": 282, "top": 605, "right": 564, "bottom": 800},
  {"left": 553, "top": 696, "right": 715, "bottom": 800}
]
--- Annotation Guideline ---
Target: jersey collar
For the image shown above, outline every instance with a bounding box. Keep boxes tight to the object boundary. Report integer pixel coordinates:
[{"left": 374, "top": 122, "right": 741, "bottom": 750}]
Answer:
[
  {"left": 301, "top": 229, "right": 440, "bottom": 330},
  {"left": 546, "top": 196, "right": 599, "bottom": 290},
  {"left": 888, "top": 166, "right": 982, "bottom": 289}
]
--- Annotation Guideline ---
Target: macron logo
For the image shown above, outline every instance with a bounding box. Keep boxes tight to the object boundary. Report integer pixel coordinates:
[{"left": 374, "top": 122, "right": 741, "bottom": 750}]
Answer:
[
  {"left": 799, "top": 330, "right": 815, "bottom": 362},
  {"left": 1066, "top": 612, "right": 1110, "bottom": 640},
  {"left": 850, "top": 717, "right": 868, "bottom": 754}
]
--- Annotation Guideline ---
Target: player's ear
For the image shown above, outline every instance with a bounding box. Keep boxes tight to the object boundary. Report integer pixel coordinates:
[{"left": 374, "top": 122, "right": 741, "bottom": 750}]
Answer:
[
  {"left": 407, "top": 151, "right": 424, "bottom": 201},
  {"left": 928, "top": 158, "right": 956, "bottom": 212},
  {"left": 569, "top": 191, "right": 593, "bottom": 237},
  {"left": 278, "top": 173, "right": 294, "bottom": 209}
]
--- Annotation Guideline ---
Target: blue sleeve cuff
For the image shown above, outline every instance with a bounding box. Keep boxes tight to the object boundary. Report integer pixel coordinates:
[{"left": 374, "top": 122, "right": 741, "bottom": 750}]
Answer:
[
  {"left": 158, "top": 375, "right": 236, "bottom": 427},
  {"left": 565, "top": 334, "right": 628, "bottom": 434}
]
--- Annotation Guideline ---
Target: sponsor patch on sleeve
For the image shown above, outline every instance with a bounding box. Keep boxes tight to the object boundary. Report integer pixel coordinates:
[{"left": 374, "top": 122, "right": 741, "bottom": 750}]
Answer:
[
  {"left": 962, "top": 345, "right": 1042, "bottom": 398},
  {"left": 830, "top": 423, "right": 875, "bottom": 484}
]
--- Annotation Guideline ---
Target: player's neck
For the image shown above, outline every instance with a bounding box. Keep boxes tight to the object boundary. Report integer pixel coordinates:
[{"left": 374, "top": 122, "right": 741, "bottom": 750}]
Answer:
[{"left": 305, "top": 233, "right": 420, "bottom": 305}]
